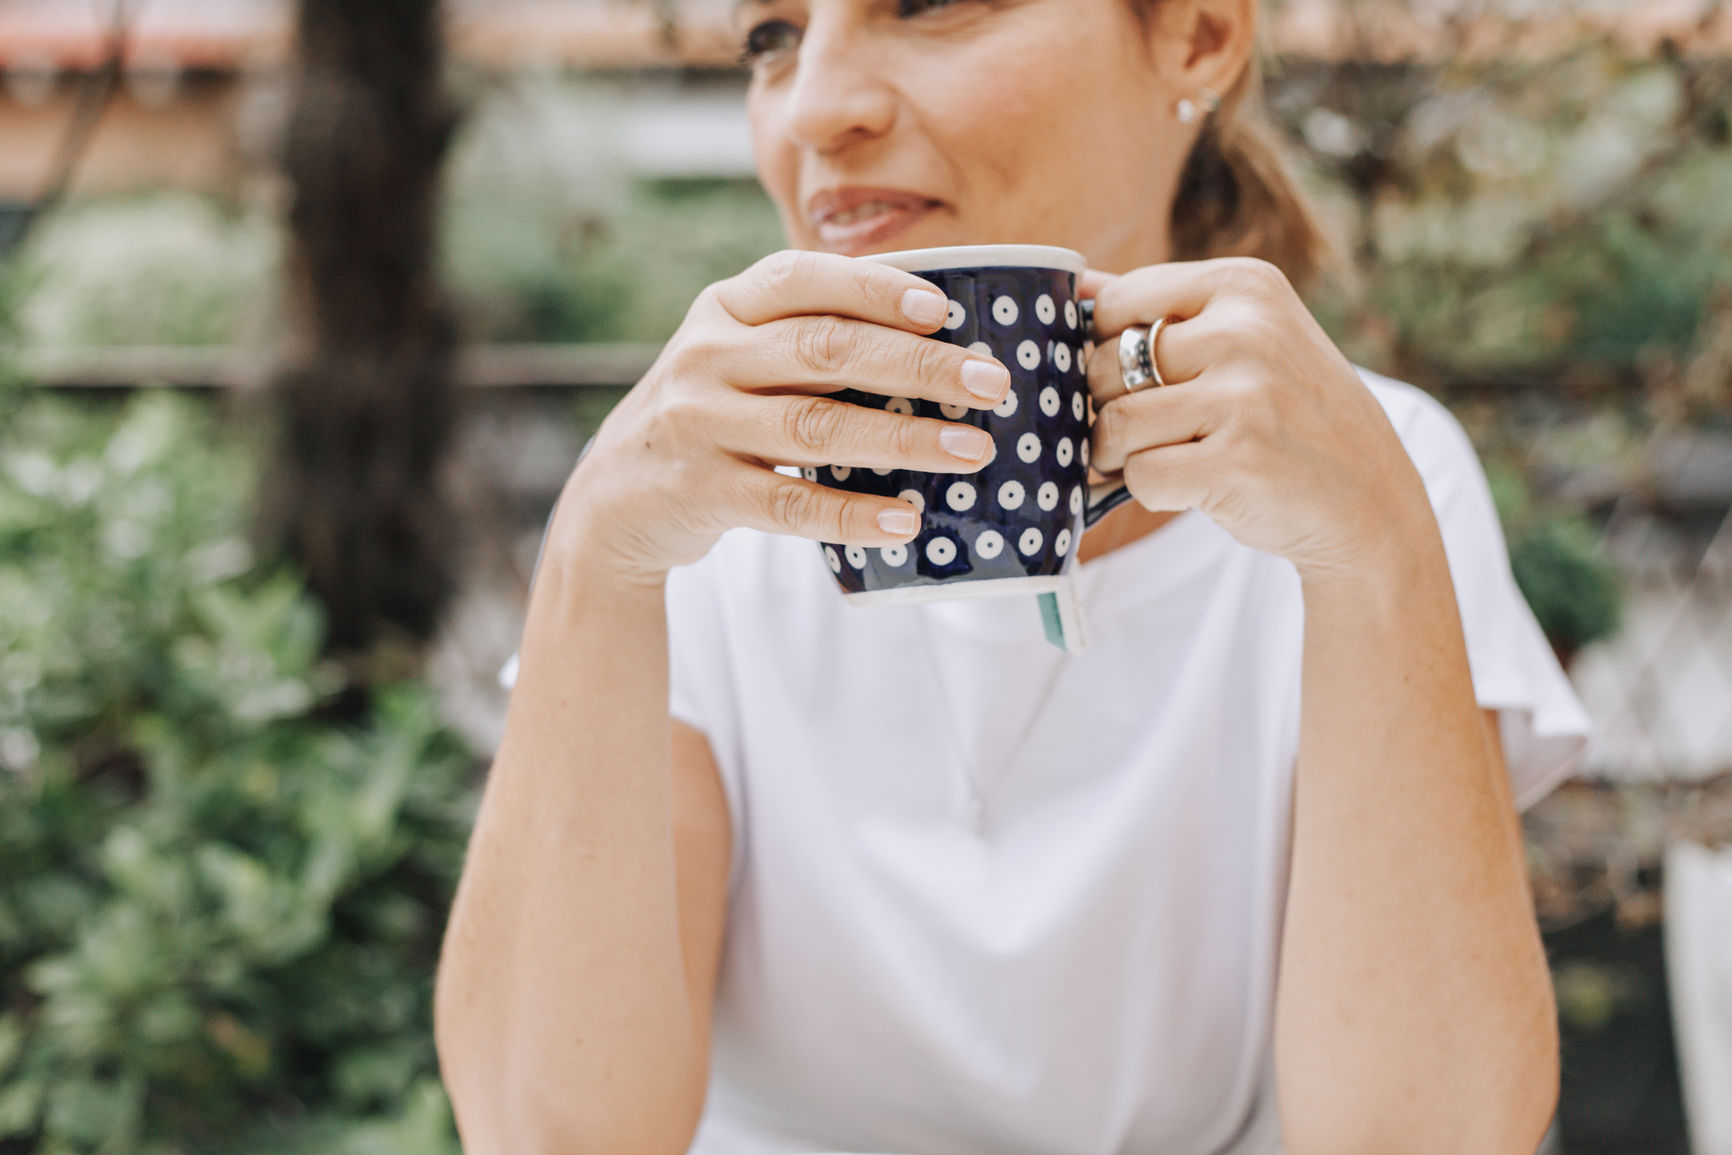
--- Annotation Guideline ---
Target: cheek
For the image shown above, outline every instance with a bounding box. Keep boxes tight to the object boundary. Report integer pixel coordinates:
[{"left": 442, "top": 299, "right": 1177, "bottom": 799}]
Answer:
[
  {"left": 917, "top": 27, "right": 1124, "bottom": 225},
  {"left": 748, "top": 92, "right": 807, "bottom": 244}
]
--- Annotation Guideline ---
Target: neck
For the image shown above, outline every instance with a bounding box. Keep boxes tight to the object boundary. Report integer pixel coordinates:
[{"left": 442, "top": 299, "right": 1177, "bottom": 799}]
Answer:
[{"left": 1075, "top": 502, "right": 1183, "bottom": 565}]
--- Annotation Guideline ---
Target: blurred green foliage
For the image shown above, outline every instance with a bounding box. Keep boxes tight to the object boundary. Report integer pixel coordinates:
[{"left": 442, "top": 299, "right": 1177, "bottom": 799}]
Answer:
[
  {"left": 0, "top": 387, "right": 474, "bottom": 1154},
  {"left": 13, "top": 197, "right": 278, "bottom": 350},
  {"left": 443, "top": 176, "right": 785, "bottom": 344},
  {"left": 1487, "top": 462, "right": 1624, "bottom": 655}
]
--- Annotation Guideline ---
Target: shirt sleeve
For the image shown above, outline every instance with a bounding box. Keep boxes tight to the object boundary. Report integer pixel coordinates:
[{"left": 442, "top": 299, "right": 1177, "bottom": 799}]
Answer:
[{"left": 1386, "top": 379, "right": 1594, "bottom": 811}]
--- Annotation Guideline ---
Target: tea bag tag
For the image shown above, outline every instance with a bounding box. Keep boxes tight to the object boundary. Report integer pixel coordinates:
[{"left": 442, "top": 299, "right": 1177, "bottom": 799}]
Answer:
[{"left": 1037, "top": 578, "right": 1089, "bottom": 654}]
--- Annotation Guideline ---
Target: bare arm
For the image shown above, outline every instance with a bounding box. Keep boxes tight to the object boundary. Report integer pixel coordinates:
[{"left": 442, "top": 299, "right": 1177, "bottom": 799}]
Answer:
[
  {"left": 1274, "top": 523, "right": 1558, "bottom": 1155},
  {"left": 1082, "top": 258, "right": 1558, "bottom": 1152},
  {"left": 433, "top": 250, "right": 1005, "bottom": 1155},
  {"left": 433, "top": 543, "right": 731, "bottom": 1155}
]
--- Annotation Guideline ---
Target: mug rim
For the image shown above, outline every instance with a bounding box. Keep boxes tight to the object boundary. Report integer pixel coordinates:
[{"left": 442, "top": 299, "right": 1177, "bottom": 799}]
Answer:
[
  {"left": 862, "top": 243, "right": 1086, "bottom": 276},
  {"left": 844, "top": 572, "right": 1070, "bottom": 607}
]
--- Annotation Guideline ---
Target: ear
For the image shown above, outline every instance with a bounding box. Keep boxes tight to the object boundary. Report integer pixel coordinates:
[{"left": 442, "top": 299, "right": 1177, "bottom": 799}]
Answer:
[{"left": 1145, "top": 0, "right": 1257, "bottom": 98}]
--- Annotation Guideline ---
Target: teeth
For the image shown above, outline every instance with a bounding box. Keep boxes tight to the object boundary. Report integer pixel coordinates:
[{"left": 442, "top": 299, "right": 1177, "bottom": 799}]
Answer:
[{"left": 828, "top": 201, "right": 898, "bottom": 227}]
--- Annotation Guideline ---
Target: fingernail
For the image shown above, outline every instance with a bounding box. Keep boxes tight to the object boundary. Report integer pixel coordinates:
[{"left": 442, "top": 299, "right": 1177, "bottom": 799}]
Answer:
[
  {"left": 877, "top": 507, "right": 920, "bottom": 536},
  {"left": 940, "top": 425, "right": 995, "bottom": 462},
  {"left": 961, "top": 359, "right": 1010, "bottom": 402},
  {"left": 901, "top": 288, "right": 949, "bottom": 328}
]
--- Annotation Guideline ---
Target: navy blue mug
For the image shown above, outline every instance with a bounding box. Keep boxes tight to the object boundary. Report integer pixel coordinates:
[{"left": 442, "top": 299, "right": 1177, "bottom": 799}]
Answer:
[{"left": 807, "top": 245, "right": 1133, "bottom": 652}]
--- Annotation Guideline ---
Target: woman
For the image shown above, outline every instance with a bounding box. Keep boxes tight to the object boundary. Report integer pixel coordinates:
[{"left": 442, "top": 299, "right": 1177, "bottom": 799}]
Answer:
[{"left": 434, "top": 0, "right": 1591, "bottom": 1152}]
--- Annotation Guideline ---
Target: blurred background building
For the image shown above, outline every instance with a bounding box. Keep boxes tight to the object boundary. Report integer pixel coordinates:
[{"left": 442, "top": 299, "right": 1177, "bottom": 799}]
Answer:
[{"left": 0, "top": 0, "right": 1729, "bottom": 1152}]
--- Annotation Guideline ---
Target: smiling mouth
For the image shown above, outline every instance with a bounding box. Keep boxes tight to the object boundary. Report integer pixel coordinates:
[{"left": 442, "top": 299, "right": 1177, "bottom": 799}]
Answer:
[{"left": 810, "top": 193, "right": 943, "bottom": 254}]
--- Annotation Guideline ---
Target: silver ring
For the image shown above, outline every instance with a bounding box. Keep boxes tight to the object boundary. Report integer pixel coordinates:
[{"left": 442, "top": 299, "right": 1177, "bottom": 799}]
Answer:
[
  {"left": 1145, "top": 316, "right": 1172, "bottom": 388},
  {"left": 1118, "top": 325, "right": 1155, "bottom": 393}
]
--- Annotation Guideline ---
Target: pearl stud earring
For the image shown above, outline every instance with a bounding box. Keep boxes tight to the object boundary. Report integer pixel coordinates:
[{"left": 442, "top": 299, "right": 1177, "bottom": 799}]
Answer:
[{"left": 1176, "top": 88, "right": 1222, "bottom": 124}]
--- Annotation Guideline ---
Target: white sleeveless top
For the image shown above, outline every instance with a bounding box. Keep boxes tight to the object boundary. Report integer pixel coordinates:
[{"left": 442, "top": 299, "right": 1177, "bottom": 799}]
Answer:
[{"left": 586, "top": 372, "right": 1587, "bottom": 1155}]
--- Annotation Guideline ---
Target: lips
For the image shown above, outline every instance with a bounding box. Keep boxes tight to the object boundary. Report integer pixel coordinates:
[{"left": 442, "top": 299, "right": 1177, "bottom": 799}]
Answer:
[{"left": 807, "top": 186, "right": 943, "bottom": 254}]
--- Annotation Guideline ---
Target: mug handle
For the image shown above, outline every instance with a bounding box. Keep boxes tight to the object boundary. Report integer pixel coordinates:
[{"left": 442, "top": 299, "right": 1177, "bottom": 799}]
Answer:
[{"left": 1077, "top": 297, "right": 1135, "bottom": 530}]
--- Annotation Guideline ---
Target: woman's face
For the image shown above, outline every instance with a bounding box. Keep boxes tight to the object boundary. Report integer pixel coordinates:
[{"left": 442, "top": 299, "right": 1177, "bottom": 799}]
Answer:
[{"left": 738, "top": 0, "right": 1199, "bottom": 273}]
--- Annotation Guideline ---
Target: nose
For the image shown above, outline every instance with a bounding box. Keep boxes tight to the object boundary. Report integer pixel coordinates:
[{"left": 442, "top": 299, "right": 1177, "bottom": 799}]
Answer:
[{"left": 780, "top": 16, "right": 896, "bottom": 154}]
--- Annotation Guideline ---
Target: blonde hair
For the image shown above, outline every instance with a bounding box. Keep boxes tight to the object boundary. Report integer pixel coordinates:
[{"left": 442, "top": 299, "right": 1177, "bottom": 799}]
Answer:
[{"left": 1134, "top": 4, "right": 1339, "bottom": 295}]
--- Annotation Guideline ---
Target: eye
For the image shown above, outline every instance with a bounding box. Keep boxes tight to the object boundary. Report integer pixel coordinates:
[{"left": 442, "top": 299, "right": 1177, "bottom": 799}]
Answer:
[
  {"left": 740, "top": 19, "right": 801, "bottom": 64},
  {"left": 897, "top": 0, "right": 966, "bottom": 14}
]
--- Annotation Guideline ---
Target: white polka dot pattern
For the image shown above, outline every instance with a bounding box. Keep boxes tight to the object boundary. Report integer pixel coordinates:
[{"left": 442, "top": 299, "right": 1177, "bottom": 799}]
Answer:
[{"left": 811, "top": 266, "right": 1094, "bottom": 596}]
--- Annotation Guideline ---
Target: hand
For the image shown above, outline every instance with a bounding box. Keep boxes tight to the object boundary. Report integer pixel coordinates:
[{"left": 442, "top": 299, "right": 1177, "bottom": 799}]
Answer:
[
  {"left": 551, "top": 251, "right": 1013, "bottom": 585},
  {"left": 1082, "top": 258, "right": 1435, "bottom": 583}
]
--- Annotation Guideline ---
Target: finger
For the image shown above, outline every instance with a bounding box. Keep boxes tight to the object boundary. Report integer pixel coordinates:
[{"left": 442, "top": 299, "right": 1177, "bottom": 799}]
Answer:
[
  {"left": 1089, "top": 257, "right": 1292, "bottom": 339},
  {"left": 1077, "top": 268, "right": 1119, "bottom": 300},
  {"left": 1084, "top": 312, "right": 1215, "bottom": 404},
  {"left": 727, "top": 464, "right": 926, "bottom": 548},
  {"left": 712, "top": 249, "right": 955, "bottom": 334},
  {"left": 1089, "top": 376, "right": 1221, "bottom": 477},
  {"left": 732, "top": 315, "right": 1011, "bottom": 411},
  {"left": 716, "top": 392, "right": 998, "bottom": 474},
  {"left": 1122, "top": 439, "right": 1218, "bottom": 514}
]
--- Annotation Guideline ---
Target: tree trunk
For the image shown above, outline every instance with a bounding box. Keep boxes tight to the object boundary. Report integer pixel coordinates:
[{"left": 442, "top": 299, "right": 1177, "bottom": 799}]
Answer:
[{"left": 268, "top": 0, "right": 459, "bottom": 653}]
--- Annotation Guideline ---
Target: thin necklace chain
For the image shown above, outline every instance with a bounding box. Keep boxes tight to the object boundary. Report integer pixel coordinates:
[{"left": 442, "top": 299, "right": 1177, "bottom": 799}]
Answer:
[{"left": 913, "top": 558, "right": 1115, "bottom": 835}]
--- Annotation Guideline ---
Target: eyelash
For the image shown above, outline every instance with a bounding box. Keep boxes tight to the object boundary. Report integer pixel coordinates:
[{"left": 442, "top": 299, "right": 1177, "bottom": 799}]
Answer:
[{"left": 738, "top": 0, "right": 968, "bottom": 65}]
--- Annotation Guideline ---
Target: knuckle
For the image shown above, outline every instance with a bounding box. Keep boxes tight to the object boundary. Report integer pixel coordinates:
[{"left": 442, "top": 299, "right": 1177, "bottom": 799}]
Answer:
[
  {"left": 767, "top": 477, "right": 824, "bottom": 531},
  {"left": 887, "top": 410, "right": 926, "bottom": 459},
  {"left": 847, "top": 259, "right": 886, "bottom": 308},
  {"left": 645, "top": 387, "right": 708, "bottom": 455},
  {"left": 784, "top": 396, "right": 848, "bottom": 457},
  {"left": 903, "top": 336, "right": 949, "bottom": 389},
  {"left": 670, "top": 322, "right": 731, "bottom": 371},
  {"left": 792, "top": 316, "right": 850, "bottom": 377},
  {"left": 754, "top": 249, "right": 810, "bottom": 297},
  {"left": 1229, "top": 257, "right": 1289, "bottom": 299}
]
